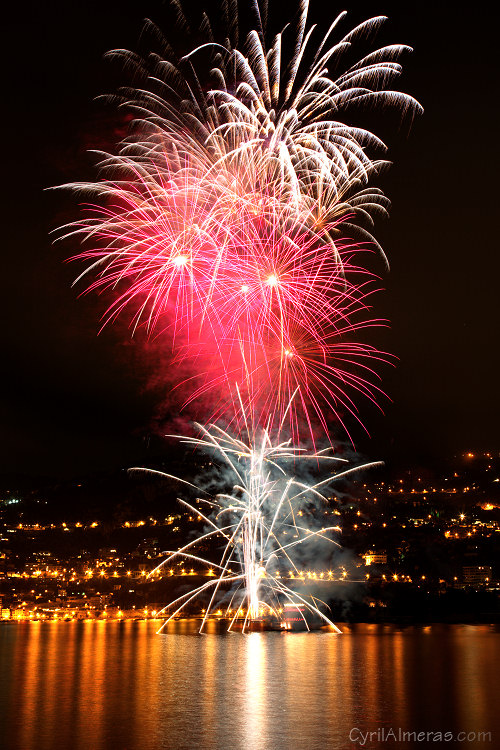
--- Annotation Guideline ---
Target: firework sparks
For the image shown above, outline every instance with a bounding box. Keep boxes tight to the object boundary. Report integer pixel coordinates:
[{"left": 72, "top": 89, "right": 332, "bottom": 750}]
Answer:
[
  {"left": 57, "top": 0, "right": 420, "bottom": 440},
  {"left": 139, "top": 419, "right": 381, "bottom": 632}
]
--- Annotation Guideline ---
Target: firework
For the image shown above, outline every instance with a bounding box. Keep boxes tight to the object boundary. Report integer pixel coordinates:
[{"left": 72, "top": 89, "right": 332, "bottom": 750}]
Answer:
[
  {"left": 58, "top": 0, "right": 420, "bottom": 440},
  {"left": 64, "top": 166, "right": 388, "bottom": 438},
  {"left": 140, "top": 419, "right": 381, "bottom": 632}
]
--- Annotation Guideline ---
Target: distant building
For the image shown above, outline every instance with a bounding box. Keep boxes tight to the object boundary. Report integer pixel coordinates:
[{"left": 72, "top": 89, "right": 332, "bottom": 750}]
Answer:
[
  {"left": 463, "top": 565, "right": 492, "bottom": 585},
  {"left": 362, "top": 550, "right": 387, "bottom": 566}
]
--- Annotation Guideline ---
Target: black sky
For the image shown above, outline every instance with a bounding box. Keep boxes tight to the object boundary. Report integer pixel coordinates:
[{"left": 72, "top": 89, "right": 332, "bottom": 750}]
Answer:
[{"left": 1, "top": 0, "right": 499, "bottom": 479}]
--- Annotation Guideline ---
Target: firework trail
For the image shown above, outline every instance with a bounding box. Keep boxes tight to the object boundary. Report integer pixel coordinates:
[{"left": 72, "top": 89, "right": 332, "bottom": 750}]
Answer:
[{"left": 58, "top": 0, "right": 420, "bottom": 628}]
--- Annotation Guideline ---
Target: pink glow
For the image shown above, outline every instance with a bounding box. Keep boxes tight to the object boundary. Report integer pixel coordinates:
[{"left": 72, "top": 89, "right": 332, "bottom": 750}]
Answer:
[{"left": 68, "top": 165, "right": 390, "bottom": 442}]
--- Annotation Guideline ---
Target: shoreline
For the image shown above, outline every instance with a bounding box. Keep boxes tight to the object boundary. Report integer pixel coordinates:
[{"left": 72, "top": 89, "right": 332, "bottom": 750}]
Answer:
[{"left": 2, "top": 616, "right": 500, "bottom": 626}]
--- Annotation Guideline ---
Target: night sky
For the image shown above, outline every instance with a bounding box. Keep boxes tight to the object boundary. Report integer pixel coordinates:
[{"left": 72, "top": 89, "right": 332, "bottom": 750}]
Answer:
[{"left": 1, "top": 0, "right": 499, "bottom": 479}]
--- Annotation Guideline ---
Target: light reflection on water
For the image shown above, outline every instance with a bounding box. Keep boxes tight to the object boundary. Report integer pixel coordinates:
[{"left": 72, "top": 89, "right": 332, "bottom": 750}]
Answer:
[{"left": 1, "top": 621, "right": 498, "bottom": 750}]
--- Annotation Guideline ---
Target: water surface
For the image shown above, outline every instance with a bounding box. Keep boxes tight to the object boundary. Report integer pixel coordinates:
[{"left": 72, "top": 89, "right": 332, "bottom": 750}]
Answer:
[{"left": 1, "top": 620, "right": 498, "bottom": 749}]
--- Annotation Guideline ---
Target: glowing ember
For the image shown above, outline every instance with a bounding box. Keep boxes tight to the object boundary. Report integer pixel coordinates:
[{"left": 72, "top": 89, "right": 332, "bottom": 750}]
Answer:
[{"left": 266, "top": 274, "right": 279, "bottom": 287}]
